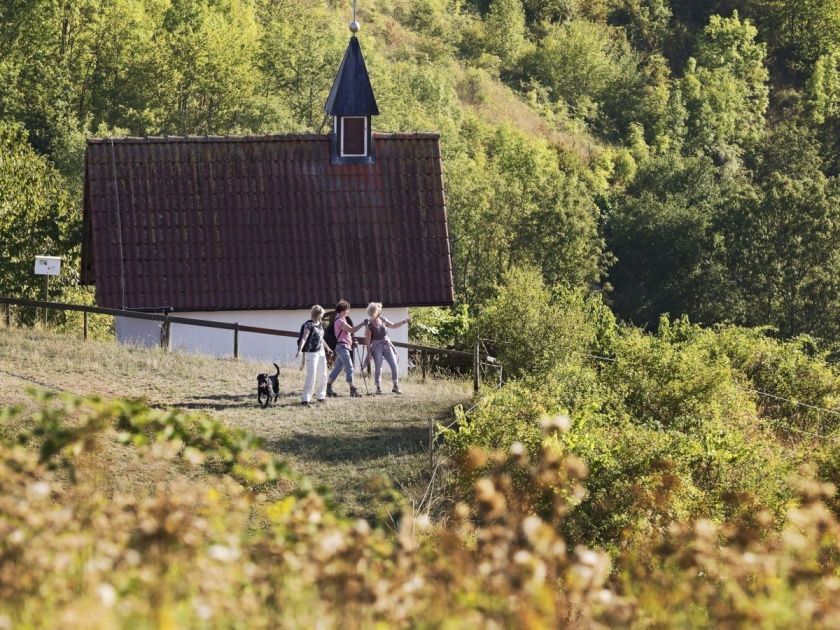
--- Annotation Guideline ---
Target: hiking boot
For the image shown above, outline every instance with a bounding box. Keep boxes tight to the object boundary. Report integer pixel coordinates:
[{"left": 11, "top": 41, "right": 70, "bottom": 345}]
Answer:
[
  {"left": 392, "top": 384, "right": 402, "bottom": 394},
  {"left": 300, "top": 400, "right": 311, "bottom": 407},
  {"left": 376, "top": 386, "right": 383, "bottom": 395},
  {"left": 326, "top": 383, "right": 338, "bottom": 397},
  {"left": 350, "top": 386, "right": 362, "bottom": 398}
]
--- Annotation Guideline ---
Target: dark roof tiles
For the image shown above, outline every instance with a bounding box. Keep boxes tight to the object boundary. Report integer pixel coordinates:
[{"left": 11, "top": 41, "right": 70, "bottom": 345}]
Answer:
[{"left": 82, "top": 134, "right": 453, "bottom": 311}]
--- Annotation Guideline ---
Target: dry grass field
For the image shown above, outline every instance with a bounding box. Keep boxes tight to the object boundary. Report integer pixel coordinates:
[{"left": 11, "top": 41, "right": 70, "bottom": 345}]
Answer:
[{"left": 0, "top": 326, "right": 472, "bottom": 515}]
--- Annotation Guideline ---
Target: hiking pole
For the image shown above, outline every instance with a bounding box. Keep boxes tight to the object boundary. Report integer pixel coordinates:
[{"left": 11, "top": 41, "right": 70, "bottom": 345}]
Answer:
[
  {"left": 358, "top": 345, "right": 370, "bottom": 396},
  {"left": 355, "top": 345, "right": 370, "bottom": 395}
]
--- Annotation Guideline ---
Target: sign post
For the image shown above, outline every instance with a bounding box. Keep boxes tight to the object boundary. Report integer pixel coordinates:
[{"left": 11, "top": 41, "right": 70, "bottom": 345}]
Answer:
[{"left": 34, "top": 256, "right": 61, "bottom": 328}]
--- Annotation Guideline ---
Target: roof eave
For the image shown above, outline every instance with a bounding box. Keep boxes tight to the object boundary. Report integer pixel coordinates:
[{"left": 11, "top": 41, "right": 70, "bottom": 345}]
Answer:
[{"left": 117, "top": 300, "right": 456, "bottom": 314}]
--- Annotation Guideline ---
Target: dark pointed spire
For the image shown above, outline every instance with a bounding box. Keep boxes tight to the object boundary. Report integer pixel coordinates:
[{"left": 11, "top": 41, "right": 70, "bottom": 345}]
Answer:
[{"left": 324, "top": 37, "right": 379, "bottom": 117}]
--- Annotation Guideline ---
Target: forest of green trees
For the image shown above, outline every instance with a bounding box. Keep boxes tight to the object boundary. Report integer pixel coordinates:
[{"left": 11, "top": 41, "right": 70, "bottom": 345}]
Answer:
[{"left": 3, "top": 0, "right": 840, "bottom": 346}]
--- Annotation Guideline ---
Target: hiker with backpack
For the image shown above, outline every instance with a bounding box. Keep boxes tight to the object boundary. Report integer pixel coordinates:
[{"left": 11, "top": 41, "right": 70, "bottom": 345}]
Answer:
[
  {"left": 362, "top": 302, "right": 409, "bottom": 394},
  {"left": 326, "top": 299, "right": 367, "bottom": 398},
  {"left": 295, "top": 305, "right": 332, "bottom": 406}
]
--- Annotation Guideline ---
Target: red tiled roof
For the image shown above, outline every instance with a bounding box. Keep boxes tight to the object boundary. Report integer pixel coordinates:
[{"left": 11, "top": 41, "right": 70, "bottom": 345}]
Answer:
[{"left": 81, "top": 133, "right": 454, "bottom": 311}]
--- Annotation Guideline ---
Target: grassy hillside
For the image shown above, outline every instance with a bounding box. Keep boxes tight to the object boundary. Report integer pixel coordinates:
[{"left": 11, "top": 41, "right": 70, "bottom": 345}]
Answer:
[{"left": 0, "top": 327, "right": 470, "bottom": 515}]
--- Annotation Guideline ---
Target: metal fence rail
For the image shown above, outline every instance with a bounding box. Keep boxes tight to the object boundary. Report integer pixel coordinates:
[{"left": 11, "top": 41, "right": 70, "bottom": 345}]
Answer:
[{"left": 1, "top": 296, "right": 484, "bottom": 388}]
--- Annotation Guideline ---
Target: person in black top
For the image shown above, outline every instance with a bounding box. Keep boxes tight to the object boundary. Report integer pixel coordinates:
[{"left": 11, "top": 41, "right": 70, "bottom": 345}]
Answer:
[{"left": 296, "top": 305, "right": 331, "bottom": 405}]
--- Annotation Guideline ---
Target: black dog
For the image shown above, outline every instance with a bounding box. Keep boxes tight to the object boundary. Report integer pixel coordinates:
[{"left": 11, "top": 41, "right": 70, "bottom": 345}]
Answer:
[{"left": 257, "top": 363, "right": 280, "bottom": 407}]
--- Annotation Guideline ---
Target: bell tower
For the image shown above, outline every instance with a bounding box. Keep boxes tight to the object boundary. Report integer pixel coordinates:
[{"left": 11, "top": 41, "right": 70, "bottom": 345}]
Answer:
[{"left": 324, "top": 9, "right": 379, "bottom": 165}]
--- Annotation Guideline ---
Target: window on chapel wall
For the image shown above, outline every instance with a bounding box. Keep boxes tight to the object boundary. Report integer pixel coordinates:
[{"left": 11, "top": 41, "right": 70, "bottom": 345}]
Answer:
[{"left": 341, "top": 117, "right": 367, "bottom": 157}]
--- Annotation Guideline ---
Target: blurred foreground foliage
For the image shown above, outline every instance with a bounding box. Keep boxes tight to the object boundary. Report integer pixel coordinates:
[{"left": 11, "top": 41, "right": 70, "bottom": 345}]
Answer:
[
  {"left": 1, "top": 388, "right": 839, "bottom": 626},
  {"left": 0, "top": 390, "right": 627, "bottom": 627}
]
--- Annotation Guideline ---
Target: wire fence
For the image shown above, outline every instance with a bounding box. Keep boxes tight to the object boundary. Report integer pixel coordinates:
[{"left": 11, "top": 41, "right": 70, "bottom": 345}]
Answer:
[{"left": 582, "top": 353, "right": 840, "bottom": 442}]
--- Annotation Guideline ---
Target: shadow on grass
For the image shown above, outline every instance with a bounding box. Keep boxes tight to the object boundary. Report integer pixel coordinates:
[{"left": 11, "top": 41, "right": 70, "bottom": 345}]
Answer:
[
  {"left": 170, "top": 392, "right": 299, "bottom": 410},
  {"left": 0, "top": 368, "right": 79, "bottom": 394},
  {"left": 265, "top": 424, "right": 430, "bottom": 463},
  {"left": 184, "top": 393, "right": 254, "bottom": 401},
  {"left": 175, "top": 401, "right": 252, "bottom": 411}
]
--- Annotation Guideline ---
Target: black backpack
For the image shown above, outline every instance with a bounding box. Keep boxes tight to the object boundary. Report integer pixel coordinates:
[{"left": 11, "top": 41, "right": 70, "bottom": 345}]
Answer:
[
  {"left": 323, "top": 316, "right": 338, "bottom": 351},
  {"left": 297, "top": 320, "right": 322, "bottom": 353},
  {"left": 323, "top": 315, "right": 354, "bottom": 351}
]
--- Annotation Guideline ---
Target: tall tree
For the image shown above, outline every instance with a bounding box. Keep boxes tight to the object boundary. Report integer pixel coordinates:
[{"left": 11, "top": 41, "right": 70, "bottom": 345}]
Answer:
[
  {"left": 609, "top": 0, "right": 673, "bottom": 54},
  {"left": 256, "top": 0, "right": 345, "bottom": 131},
  {"left": 445, "top": 120, "right": 606, "bottom": 306},
  {"left": 519, "top": 19, "right": 640, "bottom": 124},
  {"left": 0, "top": 0, "right": 83, "bottom": 156},
  {"left": 680, "top": 12, "right": 769, "bottom": 162},
  {"left": 485, "top": 0, "right": 527, "bottom": 66},
  {"left": 749, "top": 0, "right": 840, "bottom": 80},
  {"left": 606, "top": 153, "right": 748, "bottom": 327},
  {"left": 74, "top": 0, "right": 168, "bottom": 136},
  {"left": 0, "top": 122, "right": 78, "bottom": 300},
  {"left": 727, "top": 124, "right": 840, "bottom": 339},
  {"left": 805, "top": 51, "right": 840, "bottom": 175}
]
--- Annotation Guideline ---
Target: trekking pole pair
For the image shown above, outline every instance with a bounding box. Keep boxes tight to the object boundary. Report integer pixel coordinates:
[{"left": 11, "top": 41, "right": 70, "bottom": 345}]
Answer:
[{"left": 354, "top": 344, "right": 370, "bottom": 395}]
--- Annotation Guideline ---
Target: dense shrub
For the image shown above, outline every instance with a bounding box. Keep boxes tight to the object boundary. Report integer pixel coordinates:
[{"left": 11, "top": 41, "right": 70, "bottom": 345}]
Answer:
[
  {"left": 816, "top": 434, "right": 840, "bottom": 516},
  {"left": 472, "top": 266, "right": 613, "bottom": 378},
  {"left": 621, "top": 477, "right": 840, "bottom": 627},
  {"left": 715, "top": 326, "right": 840, "bottom": 437},
  {"left": 445, "top": 379, "right": 560, "bottom": 458},
  {"left": 1, "top": 381, "right": 839, "bottom": 626},
  {"left": 558, "top": 413, "right": 795, "bottom": 553},
  {"left": 599, "top": 317, "right": 755, "bottom": 433},
  {"left": 446, "top": 315, "right": 839, "bottom": 556},
  {"left": 443, "top": 378, "right": 838, "bottom": 626}
]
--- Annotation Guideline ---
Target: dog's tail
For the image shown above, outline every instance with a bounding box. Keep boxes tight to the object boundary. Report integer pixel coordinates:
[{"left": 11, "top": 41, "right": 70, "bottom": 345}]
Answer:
[{"left": 273, "top": 363, "right": 280, "bottom": 376}]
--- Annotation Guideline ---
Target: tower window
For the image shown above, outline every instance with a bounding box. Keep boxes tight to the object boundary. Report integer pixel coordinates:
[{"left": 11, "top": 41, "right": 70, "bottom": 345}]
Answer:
[{"left": 341, "top": 117, "right": 367, "bottom": 157}]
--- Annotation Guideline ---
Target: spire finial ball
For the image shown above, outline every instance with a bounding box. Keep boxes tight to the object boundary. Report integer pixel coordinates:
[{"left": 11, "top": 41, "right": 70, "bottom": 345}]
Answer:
[{"left": 349, "top": 20, "right": 360, "bottom": 33}]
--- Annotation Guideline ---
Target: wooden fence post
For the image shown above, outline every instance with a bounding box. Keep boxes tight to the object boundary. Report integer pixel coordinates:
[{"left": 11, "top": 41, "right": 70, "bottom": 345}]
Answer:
[
  {"left": 429, "top": 414, "right": 434, "bottom": 476},
  {"left": 160, "top": 314, "right": 170, "bottom": 350},
  {"left": 233, "top": 323, "right": 239, "bottom": 359},
  {"left": 473, "top": 340, "right": 481, "bottom": 393},
  {"left": 4, "top": 304, "right": 10, "bottom": 329},
  {"left": 83, "top": 309, "right": 88, "bottom": 340},
  {"left": 421, "top": 349, "right": 427, "bottom": 383}
]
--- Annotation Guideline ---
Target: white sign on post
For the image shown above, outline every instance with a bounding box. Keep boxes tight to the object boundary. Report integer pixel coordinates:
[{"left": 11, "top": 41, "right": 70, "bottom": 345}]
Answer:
[
  {"left": 34, "top": 256, "right": 61, "bottom": 328},
  {"left": 34, "top": 256, "right": 62, "bottom": 276}
]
